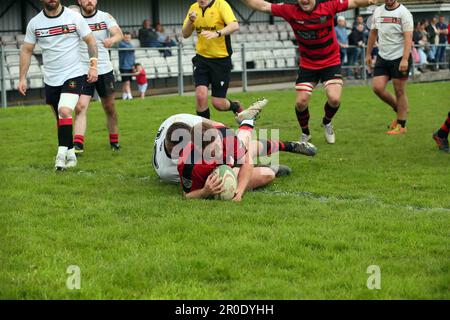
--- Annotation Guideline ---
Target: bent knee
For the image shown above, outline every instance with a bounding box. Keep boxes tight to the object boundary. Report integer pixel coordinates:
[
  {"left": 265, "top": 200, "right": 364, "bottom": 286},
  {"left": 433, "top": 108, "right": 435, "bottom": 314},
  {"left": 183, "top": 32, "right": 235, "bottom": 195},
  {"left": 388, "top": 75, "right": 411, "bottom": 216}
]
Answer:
[
  {"left": 295, "top": 99, "right": 309, "bottom": 111},
  {"left": 258, "top": 171, "right": 275, "bottom": 187},
  {"left": 327, "top": 96, "right": 341, "bottom": 107},
  {"left": 372, "top": 85, "right": 384, "bottom": 95},
  {"left": 394, "top": 88, "right": 406, "bottom": 97},
  {"left": 58, "top": 108, "right": 72, "bottom": 118},
  {"left": 75, "top": 103, "right": 88, "bottom": 115}
]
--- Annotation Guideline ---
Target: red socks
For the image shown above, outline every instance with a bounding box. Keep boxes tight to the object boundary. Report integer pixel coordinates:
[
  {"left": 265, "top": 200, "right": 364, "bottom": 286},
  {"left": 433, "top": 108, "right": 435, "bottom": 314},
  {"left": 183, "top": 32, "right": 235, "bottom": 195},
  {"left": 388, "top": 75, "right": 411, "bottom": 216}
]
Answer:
[{"left": 109, "top": 133, "right": 119, "bottom": 144}]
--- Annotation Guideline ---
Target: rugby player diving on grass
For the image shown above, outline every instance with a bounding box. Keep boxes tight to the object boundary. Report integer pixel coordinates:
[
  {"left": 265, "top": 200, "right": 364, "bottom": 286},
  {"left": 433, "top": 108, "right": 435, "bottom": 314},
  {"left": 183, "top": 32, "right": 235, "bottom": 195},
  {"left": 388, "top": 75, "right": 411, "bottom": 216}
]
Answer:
[{"left": 152, "top": 99, "right": 317, "bottom": 201}]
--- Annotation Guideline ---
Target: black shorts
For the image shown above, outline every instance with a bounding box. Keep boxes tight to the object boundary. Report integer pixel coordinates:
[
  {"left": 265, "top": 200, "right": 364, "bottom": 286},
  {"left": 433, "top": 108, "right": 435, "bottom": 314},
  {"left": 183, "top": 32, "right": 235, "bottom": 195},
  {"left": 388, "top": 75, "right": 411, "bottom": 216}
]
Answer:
[
  {"left": 45, "top": 75, "right": 85, "bottom": 114},
  {"left": 374, "top": 55, "right": 412, "bottom": 80},
  {"left": 193, "top": 54, "right": 232, "bottom": 98},
  {"left": 296, "top": 64, "right": 343, "bottom": 85},
  {"left": 120, "top": 69, "right": 133, "bottom": 82},
  {"left": 80, "top": 71, "right": 115, "bottom": 98}
]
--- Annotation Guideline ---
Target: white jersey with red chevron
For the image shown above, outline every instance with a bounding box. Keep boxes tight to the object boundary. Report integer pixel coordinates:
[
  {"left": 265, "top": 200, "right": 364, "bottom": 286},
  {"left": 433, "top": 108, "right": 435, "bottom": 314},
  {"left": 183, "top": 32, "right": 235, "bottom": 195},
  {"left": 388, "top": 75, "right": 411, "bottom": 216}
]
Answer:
[
  {"left": 24, "top": 6, "right": 92, "bottom": 86},
  {"left": 79, "top": 10, "right": 118, "bottom": 75}
]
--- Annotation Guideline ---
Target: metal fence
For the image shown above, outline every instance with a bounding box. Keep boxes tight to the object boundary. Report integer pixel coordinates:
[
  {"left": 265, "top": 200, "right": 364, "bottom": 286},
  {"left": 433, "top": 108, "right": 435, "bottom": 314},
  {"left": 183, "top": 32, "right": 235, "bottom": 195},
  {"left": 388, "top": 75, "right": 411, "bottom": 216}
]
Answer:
[{"left": 1, "top": 43, "right": 449, "bottom": 108}]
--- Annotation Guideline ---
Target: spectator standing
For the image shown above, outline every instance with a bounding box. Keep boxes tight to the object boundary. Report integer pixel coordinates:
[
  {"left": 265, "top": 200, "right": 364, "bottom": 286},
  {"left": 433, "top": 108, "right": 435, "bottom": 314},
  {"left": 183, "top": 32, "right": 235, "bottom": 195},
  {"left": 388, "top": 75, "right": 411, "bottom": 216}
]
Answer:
[
  {"left": 119, "top": 31, "right": 135, "bottom": 100},
  {"left": 426, "top": 17, "right": 439, "bottom": 67},
  {"left": 336, "top": 16, "right": 349, "bottom": 66},
  {"left": 138, "top": 19, "right": 159, "bottom": 48},
  {"left": 413, "top": 21, "right": 430, "bottom": 72},
  {"left": 352, "top": 14, "right": 369, "bottom": 41},
  {"left": 436, "top": 15, "right": 448, "bottom": 69},
  {"left": 348, "top": 24, "right": 365, "bottom": 79},
  {"left": 134, "top": 63, "right": 148, "bottom": 99}
]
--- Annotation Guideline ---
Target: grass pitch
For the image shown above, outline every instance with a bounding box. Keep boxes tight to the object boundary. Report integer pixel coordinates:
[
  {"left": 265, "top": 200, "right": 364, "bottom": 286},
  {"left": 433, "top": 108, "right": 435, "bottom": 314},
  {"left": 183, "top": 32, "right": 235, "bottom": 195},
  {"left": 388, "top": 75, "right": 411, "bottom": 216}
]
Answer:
[{"left": 0, "top": 82, "right": 449, "bottom": 299}]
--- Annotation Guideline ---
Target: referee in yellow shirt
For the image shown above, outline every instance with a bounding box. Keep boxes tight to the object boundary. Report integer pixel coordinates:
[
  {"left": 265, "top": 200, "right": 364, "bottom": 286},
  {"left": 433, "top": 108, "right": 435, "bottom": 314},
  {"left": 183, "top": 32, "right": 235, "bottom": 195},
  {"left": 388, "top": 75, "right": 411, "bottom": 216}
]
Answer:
[{"left": 182, "top": 0, "right": 243, "bottom": 119}]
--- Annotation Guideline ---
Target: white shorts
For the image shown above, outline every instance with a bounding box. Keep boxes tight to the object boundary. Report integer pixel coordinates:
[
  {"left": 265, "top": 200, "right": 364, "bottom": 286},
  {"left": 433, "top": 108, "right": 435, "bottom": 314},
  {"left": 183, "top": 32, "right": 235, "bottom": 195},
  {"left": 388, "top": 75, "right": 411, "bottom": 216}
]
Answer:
[{"left": 138, "top": 83, "right": 148, "bottom": 93}]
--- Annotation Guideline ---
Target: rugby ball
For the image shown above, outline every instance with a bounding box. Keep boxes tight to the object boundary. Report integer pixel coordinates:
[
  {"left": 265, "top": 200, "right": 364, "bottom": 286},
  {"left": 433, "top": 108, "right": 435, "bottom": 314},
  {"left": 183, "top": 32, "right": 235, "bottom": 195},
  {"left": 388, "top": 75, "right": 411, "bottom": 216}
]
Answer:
[{"left": 212, "top": 165, "right": 237, "bottom": 201}]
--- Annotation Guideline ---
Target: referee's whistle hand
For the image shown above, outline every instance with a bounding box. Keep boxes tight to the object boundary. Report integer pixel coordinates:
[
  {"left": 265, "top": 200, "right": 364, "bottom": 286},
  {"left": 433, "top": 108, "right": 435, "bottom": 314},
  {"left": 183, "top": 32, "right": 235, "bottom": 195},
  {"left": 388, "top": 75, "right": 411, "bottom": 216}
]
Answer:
[
  {"left": 189, "top": 11, "right": 197, "bottom": 23},
  {"left": 18, "top": 79, "right": 27, "bottom": 96}
]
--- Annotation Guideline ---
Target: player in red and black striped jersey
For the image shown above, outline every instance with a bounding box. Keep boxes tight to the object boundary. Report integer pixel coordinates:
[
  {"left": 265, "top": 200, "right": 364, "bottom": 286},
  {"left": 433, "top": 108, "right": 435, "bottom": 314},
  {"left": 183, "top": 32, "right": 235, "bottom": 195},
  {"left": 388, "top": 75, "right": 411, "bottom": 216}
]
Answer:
[
  {"left": 242, "top": 0, "right": 381, "bottom": 144},
  {"left": 177, "top": 101, "right": 317, "bottom": 201}
]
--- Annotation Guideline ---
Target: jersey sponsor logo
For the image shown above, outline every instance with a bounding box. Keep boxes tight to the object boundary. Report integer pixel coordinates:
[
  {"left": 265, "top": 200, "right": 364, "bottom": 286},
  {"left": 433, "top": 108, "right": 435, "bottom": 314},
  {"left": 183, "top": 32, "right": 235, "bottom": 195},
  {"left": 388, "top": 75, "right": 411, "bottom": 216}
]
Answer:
[
  {"left": 295, "top": 26, "right": 332, "bottom": 41},
  {"left": 380, "top": 17, "right": 402, "bottom": 25},
  {"left": 293, "top": 15, "right": 331, "bottom": 26},
  {"left": 37, "top": 29, "right": 50, "bottom": 37},
  {"left": 35, "top": 24, "right": 77, "bottom": 38},
  {"left": 196, "top": 26, "right": 217, "bottom": 33},
  {"left": 89, "top": 22, "right": 107, "bottom": 31}
]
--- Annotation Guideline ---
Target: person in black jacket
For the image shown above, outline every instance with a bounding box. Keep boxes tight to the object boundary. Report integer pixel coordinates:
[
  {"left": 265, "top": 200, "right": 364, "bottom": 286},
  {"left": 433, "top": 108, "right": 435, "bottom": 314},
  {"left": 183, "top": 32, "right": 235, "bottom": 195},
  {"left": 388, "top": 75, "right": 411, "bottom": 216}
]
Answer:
[
  {"left": 138, "top": 19, "right": 159, "bottom": 48},
  {"left": 348, "top": 23, "right": 365, "bottom": 79}
]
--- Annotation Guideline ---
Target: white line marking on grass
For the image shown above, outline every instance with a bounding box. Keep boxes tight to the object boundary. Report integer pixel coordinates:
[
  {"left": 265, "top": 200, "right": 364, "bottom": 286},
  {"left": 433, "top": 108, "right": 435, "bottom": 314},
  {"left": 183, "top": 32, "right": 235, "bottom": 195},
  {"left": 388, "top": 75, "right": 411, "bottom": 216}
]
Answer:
[{"left": 254, "top": 190, "right": 450, "bottom": 213}]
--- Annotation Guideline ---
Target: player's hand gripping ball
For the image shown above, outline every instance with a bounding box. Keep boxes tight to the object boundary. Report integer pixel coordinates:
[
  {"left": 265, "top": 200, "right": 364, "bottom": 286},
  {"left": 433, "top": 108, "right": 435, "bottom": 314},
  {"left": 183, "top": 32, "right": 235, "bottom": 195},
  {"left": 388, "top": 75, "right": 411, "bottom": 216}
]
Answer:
[{"left": 211, "top": 165, "right": 237, "bottom": 201}]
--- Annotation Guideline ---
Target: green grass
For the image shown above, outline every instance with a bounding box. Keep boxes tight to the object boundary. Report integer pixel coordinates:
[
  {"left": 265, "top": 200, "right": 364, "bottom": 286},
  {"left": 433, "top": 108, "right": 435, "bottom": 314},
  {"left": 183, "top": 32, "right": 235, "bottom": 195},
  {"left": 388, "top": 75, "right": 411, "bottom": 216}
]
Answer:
[{"left": 0, "top": 82, "right": 449, "bottom": 299}]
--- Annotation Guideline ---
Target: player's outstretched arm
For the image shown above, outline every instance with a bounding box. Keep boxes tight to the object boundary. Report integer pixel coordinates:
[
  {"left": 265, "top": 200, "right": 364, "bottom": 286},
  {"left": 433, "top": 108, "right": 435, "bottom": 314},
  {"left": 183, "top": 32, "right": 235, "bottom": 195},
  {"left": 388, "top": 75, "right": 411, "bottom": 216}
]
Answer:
[
  {"left": 83, "top": 33, "right": 98, "bottom": 83},
  {"left": 348, "top": 0, "right": 381, "bottom": 9},
  {"left": 18, "top": 42, "right": 35, "bottom": 96},
  {"left": 240, "top": 0, "right": 272, "bottom": 14}
]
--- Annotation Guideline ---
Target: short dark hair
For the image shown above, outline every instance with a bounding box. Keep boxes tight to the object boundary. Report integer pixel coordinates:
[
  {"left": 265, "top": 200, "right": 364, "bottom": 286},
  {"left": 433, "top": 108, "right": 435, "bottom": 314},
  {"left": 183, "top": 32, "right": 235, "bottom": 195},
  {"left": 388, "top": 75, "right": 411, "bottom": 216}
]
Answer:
[
  {"left": 165, "top": 122, "right": 192, "bottom": 155},
  {"left": 123, "top": 31, "right": 131, "bottom": 36},
  {"left": 190, "top": 121, "right": 220, "bottom": 150}
]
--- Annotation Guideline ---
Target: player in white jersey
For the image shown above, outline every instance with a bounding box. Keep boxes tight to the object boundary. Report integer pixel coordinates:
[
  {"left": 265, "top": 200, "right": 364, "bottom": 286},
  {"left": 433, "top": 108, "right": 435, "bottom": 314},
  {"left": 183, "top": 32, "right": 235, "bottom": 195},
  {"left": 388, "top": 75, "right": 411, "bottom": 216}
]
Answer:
[
  {"left": 19, "top": 0, "right": 98, "bottom": 171},
  {"left": 366, "top": 0, "right": 413, "bottom": 135},
  {"left": 73, "top": 0, "right": 124, "bottom": 154},
  {"left": 153, "top": 114, "right": 204, "bottom": 183}
]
